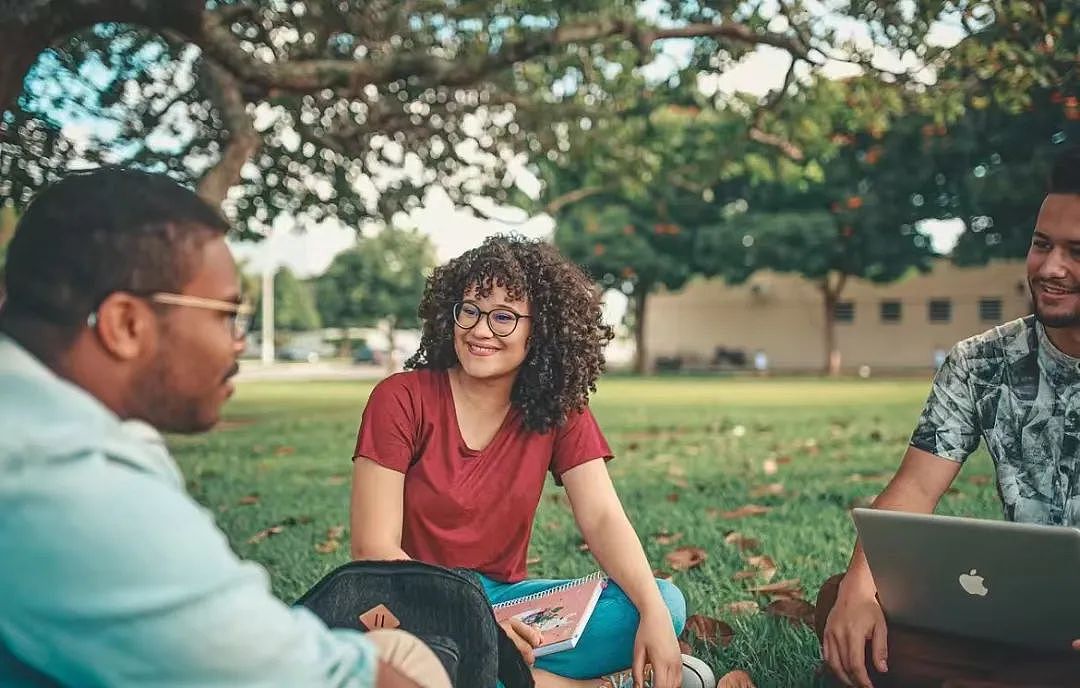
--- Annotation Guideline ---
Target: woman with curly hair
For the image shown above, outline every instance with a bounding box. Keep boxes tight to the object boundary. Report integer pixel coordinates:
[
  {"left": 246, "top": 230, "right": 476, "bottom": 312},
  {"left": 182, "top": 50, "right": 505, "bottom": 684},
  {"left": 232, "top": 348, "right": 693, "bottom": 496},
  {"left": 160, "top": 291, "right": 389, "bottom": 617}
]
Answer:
[{"left": 349, "top": 236, "right": 714, "bottom": 688}]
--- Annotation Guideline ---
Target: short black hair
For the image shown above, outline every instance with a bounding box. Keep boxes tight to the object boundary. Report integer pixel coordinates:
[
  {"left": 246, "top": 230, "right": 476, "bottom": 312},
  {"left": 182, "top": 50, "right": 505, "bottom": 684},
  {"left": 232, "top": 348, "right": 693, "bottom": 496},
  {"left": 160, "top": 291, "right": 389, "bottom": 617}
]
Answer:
[
  {"left": 1049, "top": 146, "right": 1080, "bottom": 195},
  {"left": 1, "top": 167, "right": 228, "bottom": 330}
]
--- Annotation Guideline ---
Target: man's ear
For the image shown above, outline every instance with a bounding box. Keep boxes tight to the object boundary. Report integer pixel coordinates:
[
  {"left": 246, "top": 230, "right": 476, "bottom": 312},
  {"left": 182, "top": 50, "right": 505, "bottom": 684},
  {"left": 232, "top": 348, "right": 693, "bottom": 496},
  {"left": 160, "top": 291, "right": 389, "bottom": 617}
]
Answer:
[{"left": 90, "top": 293, "right": 158, "bottom": 361}]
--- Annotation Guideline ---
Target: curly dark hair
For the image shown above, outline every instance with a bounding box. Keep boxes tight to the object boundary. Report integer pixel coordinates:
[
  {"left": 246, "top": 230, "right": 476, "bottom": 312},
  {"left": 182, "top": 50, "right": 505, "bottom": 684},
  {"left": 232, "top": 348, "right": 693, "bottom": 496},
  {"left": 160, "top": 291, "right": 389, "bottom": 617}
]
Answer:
[{"left": 406, "top": 234, "right": 613, "bottom": 433}]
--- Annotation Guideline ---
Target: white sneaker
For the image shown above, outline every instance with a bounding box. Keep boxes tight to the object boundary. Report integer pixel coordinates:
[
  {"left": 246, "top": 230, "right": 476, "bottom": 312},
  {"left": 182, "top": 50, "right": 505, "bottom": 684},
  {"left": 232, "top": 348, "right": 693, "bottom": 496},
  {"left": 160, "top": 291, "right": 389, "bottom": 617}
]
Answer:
[
  {"left": 680, "top": 654, "right": 715, "bottom": 688},
  {"left": 603, "top": 654, "right": 715, "bottom": 688}
]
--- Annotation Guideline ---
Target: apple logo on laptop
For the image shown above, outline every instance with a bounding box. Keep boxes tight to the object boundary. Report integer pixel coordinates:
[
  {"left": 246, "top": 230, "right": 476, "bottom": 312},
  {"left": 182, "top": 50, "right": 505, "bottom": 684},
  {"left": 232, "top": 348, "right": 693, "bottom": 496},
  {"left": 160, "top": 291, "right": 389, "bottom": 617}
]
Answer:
[{"left": 958, "top": 569, "right": 989, "bottom": 597}]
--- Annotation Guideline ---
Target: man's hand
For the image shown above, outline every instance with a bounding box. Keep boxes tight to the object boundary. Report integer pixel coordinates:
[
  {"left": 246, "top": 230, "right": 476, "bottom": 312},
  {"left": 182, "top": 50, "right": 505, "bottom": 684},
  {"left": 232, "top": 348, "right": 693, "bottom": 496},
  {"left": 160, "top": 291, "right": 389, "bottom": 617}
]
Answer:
[
  {"left": 822, "top": 580, "right": 889, "bottom": 688},
  {"left": 499, "top": 617, "right": 543, "bottom": 666}
]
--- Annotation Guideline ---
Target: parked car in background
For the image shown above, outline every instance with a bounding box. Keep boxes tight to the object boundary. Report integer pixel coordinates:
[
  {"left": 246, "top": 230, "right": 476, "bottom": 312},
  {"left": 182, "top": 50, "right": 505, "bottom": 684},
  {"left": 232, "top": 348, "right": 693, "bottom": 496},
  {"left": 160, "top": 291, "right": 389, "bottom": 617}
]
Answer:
[{"left": 352, "top": 341, "right": 377, "bottom": 364}]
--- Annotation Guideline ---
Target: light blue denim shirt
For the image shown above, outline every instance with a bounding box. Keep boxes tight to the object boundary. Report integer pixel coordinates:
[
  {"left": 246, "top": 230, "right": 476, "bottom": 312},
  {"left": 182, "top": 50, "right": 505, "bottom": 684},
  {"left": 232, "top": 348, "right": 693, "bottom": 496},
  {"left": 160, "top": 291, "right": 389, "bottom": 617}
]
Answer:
[{"left": 0, "top": 334, "right": 377, "bottom": 687}]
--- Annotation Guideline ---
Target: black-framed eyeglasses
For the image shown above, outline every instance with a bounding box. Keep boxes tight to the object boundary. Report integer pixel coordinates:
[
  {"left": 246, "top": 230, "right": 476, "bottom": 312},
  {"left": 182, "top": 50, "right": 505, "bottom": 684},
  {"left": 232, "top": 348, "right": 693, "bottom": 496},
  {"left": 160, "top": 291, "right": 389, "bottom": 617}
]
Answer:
[
  {"left": 87, "top": 292, "right": 254, "bottom": 341},
  {"left": 452, "top": 300, "right": 531, "bottom": 337}
]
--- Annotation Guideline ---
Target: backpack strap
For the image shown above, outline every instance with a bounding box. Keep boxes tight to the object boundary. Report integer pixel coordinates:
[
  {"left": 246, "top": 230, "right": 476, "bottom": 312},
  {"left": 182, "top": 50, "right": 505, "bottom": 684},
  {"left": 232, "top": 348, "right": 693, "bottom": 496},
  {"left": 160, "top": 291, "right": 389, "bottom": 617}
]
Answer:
[{"left": 495, "top": 624, "right": 535, "bottom": 688}]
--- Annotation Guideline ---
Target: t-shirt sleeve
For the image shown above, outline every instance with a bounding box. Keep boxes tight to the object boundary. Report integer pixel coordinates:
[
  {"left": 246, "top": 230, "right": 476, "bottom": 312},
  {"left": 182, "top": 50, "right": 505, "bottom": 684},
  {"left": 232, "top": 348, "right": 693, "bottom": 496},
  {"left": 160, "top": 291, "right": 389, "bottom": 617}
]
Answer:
[
  {"left": 550, "top": 407, "right": 613, "bottom": 485},
  {"left": 353, "top": 374, "right": 419, "bottom": 473},
  {"left": 909, "top": 344, "right": 981, "bottom": 463}
]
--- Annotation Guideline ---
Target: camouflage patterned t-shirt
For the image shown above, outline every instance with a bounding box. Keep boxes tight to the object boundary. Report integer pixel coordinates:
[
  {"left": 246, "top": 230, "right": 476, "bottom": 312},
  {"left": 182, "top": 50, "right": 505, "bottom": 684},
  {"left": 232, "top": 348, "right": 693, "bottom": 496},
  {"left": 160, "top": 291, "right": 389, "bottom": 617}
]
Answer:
[{"left": 911, "top": 315, "right": 1080, "bottom": 526}]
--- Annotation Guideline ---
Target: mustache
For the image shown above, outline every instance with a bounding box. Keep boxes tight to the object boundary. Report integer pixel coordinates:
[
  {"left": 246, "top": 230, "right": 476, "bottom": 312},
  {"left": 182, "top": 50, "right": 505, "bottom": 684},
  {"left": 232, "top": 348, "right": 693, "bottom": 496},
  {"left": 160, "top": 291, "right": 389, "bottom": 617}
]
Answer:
[{"left": 1032, "top": 278, "right": 1080, "bottom": 292}]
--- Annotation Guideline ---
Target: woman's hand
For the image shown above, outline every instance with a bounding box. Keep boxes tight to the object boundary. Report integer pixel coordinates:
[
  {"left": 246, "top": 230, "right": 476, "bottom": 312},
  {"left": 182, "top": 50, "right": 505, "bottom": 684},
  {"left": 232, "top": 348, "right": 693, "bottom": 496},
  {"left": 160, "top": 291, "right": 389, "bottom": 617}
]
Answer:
[
  {"left": 498, "top": 617, "right": 543, "bottom": 666},
  {"left": 632, "top": 607, "right": 682, "bottom": 688}
]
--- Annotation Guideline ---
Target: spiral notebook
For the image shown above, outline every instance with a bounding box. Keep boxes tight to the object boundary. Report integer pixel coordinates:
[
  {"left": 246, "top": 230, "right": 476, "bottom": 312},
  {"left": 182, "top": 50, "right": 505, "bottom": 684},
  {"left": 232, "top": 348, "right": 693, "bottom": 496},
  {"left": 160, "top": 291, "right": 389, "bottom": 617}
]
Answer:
[{"left": 492, "top": 571, "right": 608, "bottom": 657}]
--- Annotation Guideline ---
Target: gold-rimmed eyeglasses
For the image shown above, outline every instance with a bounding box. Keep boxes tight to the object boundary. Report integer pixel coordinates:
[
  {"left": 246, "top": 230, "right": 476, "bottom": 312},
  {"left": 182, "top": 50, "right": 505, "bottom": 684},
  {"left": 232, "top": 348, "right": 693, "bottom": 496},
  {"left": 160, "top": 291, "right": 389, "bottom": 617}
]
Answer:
[{"left": 87, "top": 292, "right": 254, "bottom": 340}]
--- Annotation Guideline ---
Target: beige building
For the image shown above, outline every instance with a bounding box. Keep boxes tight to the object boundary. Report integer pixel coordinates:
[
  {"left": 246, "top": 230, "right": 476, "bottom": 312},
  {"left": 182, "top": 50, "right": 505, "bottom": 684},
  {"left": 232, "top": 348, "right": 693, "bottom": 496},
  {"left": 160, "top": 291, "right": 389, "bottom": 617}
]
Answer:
[{"left": 644, "top": 259, "right": 1032, "bottom": 372}]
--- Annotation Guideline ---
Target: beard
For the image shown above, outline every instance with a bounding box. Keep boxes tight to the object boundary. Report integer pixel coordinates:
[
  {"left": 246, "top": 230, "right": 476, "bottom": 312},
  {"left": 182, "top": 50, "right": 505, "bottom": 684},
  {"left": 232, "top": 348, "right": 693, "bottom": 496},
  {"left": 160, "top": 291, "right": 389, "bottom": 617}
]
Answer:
[
  {"left": 1030, "top": 279, "right": 1080, "bottom": 328},
  {"left": 129, "top": 346, "right": 236, "bottom": 434}
]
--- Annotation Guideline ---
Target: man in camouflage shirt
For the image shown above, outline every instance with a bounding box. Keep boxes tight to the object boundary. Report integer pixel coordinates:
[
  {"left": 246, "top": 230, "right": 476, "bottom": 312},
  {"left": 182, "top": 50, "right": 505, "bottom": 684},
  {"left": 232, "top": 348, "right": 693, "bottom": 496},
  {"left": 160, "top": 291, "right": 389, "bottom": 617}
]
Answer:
[{"left": 816, "top": 146, "right": 1080, "bottom": 688}]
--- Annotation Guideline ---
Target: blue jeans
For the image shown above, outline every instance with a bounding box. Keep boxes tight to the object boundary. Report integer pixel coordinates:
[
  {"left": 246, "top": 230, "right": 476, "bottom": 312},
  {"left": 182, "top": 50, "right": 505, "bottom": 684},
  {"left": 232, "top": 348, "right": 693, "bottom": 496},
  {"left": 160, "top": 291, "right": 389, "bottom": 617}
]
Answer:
[{"left": 478, "top": 574, "right": 687, "bottom": 680}]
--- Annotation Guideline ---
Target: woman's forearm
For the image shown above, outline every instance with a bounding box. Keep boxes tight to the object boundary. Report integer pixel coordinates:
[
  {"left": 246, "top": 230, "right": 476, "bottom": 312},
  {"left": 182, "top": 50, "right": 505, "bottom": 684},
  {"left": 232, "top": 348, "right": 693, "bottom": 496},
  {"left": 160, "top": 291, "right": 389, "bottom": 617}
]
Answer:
[{"left": 579, "top": 509, "right": 668, "bottom": 616}]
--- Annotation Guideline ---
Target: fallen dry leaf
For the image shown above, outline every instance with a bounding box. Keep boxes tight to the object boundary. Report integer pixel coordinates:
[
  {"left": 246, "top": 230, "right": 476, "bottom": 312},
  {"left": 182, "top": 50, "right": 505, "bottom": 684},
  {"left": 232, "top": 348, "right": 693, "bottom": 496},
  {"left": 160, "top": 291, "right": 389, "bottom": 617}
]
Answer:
[
  {"left": 732, "top": 570, "right": 758, "bottom": 581},
  {"left": 678, "top": 639, "right": 693, "bottom": 654},
  {"left": 274, "top": 446, "right": 295, "bottom": 456},
  {"left": 968, "top": 474, "right": 992, "bottom": 486},
  {"left": 238, "top": 494, "right": 260, "bottom": 506},
  {"left": 315, "top": 539, "right": 340, "bottom": 554},
  {"left": 723, "top": 600, "right": 760, "bottom": 616},
  {"left": 717, "top": 669, "right": 755, "bottom": 688},
  {"left": 765, "top": 598, "right": 816, "bottom": 628},
  {"left": 776, "top": 455, "right": 793, "bottom": 464},
  {"left": 652, "top": 530, "right": 684, "bottom": 545},
  {"left": 326, "top": 525, "right": 346, "bottom": 540},
  {"left": 683, "top": 614, "right": 734, "bottom": 647},
  {"left": 748, "top": 578, "right": 803, "bottom": 599},
  {"left": 652, "top": 569, "right": 673, "bottom": 581},
  {"left": 247, "top": 524, "right": 285, "bottom": 544},
  {"left": 762, "top": 459, "right": 779, "bottom": 475},
  {"left": 746, "top": 555, "right": 778, "bottom": 582},
  {"left": 719, "top": 504, "right": 772, "bottom": 519},
  {"left": 665, "top": 546, "right": 707, "bottom": 571},
  {"left": 577, "top": 542, "right": 591, "bottom": 552},
  {"left": 723, "top": 531, "right": 761, "bottom": 552},
  {"left": 666, "top": 492, "right": 681, "bottom": 503},
  {"left": 542, "top": 520, "right": 561, "bottom": 531},
  {"left": 749, "top": 483, "right": 784, "bottom": 498},
  {"left": 526, "top": 556, "right": 542, "bottom": 566}
]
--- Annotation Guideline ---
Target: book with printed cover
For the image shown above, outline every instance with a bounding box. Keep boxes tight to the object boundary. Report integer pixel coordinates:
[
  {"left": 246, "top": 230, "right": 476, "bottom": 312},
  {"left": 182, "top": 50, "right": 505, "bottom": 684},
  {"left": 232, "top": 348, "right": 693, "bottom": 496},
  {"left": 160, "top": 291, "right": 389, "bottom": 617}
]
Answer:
[{"left": 492, "top": 571, "right": 608, "bottom": 657}]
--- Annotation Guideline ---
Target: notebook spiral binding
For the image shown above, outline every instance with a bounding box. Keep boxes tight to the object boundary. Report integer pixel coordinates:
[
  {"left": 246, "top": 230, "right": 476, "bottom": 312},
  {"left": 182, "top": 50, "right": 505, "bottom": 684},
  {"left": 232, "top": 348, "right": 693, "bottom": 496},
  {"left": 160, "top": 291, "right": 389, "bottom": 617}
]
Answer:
[{"left": 491, "top": 571, "right": 608, "bottom": 609}]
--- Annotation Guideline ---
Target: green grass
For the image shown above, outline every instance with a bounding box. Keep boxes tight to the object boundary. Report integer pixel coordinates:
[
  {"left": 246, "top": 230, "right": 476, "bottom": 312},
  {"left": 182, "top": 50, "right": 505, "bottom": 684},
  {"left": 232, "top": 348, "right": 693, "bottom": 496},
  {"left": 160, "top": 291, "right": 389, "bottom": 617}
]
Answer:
[{"left": 170, "top": 376, "right": 1001, "bottom": 688}]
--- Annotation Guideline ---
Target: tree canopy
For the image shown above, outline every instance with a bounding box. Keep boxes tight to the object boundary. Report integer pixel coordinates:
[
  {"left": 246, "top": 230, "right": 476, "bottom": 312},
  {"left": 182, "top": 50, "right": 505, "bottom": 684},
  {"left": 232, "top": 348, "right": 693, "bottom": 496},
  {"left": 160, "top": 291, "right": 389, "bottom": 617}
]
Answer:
[{"left": 6, "top": 1, "right": 1057, "bottom": 235}]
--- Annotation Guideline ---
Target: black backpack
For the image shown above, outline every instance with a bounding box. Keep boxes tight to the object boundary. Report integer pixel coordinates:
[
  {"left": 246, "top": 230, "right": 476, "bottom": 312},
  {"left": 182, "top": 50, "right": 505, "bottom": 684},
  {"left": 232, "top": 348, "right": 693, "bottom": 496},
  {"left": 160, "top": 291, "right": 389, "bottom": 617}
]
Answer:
[{"left": 296, "top": 560, "right": 534, "bottom": 688}]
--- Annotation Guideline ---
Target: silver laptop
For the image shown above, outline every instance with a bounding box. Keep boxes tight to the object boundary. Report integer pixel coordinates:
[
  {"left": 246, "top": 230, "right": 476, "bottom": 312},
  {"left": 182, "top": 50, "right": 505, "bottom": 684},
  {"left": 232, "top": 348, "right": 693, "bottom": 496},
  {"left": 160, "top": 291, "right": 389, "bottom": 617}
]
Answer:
[{"left": 852, "top": 508, "right": 1080, "bottom": 650}]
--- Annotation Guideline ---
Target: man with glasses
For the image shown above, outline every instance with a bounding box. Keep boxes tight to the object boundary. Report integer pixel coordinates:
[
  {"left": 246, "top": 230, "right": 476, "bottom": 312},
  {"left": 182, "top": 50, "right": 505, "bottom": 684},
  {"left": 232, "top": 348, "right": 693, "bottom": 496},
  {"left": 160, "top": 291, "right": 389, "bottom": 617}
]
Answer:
[{"left": 0, "top": 167, "right": 448, "bottom": 687}]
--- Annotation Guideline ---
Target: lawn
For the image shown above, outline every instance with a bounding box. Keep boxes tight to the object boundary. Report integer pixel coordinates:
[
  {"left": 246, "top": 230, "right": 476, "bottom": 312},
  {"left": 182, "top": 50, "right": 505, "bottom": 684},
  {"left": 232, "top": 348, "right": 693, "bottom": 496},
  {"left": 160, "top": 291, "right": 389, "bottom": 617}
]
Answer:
[{"left": 170, "top": 376, "right": 1001, "bottom": 688}]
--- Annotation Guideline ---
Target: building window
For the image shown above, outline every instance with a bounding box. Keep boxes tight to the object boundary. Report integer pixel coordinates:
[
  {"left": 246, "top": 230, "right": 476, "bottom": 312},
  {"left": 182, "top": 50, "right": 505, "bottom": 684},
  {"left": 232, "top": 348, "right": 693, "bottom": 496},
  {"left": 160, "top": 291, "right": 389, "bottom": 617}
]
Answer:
[
  {"left": 928, "top": 298, "right": 952, "bottom": 323},
  {"left": 880, "top": 300, "right": 902, "bottom": 323},
  {"left": 979, "top": 297, "right": 1002, "bottom": 323},
  {"left": 835, "top": 301, "right": 855, "bottom": 323}
]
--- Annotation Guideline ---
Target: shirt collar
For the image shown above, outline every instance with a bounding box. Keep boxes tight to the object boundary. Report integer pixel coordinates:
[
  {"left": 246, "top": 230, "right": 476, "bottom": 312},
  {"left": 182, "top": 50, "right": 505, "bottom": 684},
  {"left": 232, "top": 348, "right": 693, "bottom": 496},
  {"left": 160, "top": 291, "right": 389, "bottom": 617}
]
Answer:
[{"left": 1036, "top": 320, "right": 1080, "bottom": 381}]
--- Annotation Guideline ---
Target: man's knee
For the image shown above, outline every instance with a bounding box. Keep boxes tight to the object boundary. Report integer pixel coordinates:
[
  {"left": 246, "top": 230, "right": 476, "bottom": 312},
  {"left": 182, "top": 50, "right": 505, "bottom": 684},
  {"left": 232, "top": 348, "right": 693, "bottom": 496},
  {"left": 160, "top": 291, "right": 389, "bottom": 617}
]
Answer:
[
  {"left": 815, "top": 573, "right": 845, "bottom": 642},
  {"left": 366, "top": 628, "right": 453, "bottom": 688}
]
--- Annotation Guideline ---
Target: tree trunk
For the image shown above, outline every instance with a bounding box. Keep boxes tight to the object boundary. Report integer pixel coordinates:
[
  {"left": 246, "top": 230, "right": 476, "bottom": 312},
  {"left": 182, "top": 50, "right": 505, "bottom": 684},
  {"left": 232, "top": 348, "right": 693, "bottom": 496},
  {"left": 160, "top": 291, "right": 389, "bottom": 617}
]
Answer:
[
  {"left": 820, "top": 273, "right": 847, "bottom": 376},
  {"left": 632, "top": 289, "right": 649, "bottom": 375}
]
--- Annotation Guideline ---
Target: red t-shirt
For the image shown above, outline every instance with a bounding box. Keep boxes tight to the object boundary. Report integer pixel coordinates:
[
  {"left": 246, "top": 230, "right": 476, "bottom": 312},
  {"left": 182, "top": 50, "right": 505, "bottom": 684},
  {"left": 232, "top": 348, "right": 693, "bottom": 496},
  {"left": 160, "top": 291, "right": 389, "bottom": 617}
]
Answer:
[{"left": 353, "top": 369, "right": 612, "bottom": 582}]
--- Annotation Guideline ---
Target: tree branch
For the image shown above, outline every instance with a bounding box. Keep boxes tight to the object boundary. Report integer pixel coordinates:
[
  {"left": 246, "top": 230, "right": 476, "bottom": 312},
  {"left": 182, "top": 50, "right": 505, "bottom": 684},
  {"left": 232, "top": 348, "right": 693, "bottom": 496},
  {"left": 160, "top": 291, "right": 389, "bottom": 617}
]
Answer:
[
  {"left": 747, "top": 56, "right": 804, "bottom": 160},
  {"left": 197, "top": 12, "right": 814, "bottom": 97},
  {"left": 634, "top": 21, "right": 813, "bottom": 63},
  {"left": 543, "top": 185, "right": 611, "bottom": 215},
  {"left": 197, "top": 61, "right": 260, "bottom": 207}
]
